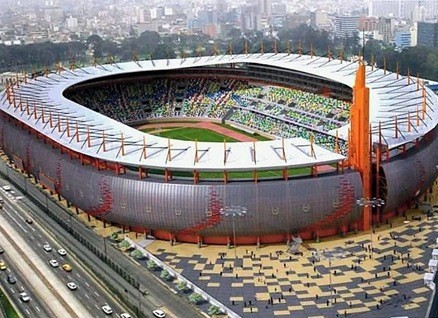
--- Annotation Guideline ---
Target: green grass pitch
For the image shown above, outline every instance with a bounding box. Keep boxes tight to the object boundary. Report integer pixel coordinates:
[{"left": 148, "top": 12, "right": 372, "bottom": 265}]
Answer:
[
  {"left": 148, "top": 127, "right": 238, "bottom": 142},
  {"left": 141, "top": 125, "right": 313, "bottom": 179}
]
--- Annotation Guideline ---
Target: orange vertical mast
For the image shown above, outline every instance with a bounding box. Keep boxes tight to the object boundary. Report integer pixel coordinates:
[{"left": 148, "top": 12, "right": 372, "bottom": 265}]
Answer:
[{"left": 349, "top": 62, "right": 371, "bottom": 231}]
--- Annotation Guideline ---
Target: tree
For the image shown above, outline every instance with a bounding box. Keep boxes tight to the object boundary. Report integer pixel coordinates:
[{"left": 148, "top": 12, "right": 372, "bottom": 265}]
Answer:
[
  {"left": 208, "top": 305, "right": 222, "bottom": 316},
  {"left": 118, "top": 240, "right": 130, "bottom": 249},
  {"left": 110, "top": 231, "right": 119, "bottom": 241},
  {"left": 189, "top": 292, "right": 203, "bottom": 305},
  {"left": 227, "top": 27, "right": 242, "bottom": 40},
  {"left": 152, "top": 44, "right": 176, "bottom": 59},
  {"left": 147, "top": 259, "right": 157, "bottom": 270},
  {"left": 130, "top": 249, "right": 145, "bottom": 260},
  {"left": 160, "top": 269, "right": 173, "bottom": 281},
  {"left": 176, "top": 280, "right": 189, "bottom": 292},
  {"left": 138, "top": 31, "right": 161, "bottom": 53}
]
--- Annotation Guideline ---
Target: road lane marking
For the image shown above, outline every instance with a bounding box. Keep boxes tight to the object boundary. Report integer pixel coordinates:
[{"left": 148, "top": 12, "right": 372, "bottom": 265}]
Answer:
[
  {"left": 35, "top": 306, "right": 41, "bottom": 312},
  {"left": 94, "top": 291, "right": 100, "bottom": 297},
  {"left": 2, "top": 208, "right": 27, "bottom": 233}
]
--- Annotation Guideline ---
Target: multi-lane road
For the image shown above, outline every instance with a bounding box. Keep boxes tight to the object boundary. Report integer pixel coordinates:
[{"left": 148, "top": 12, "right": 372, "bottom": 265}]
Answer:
[
  {"left": 0, "top": 184, "right": 133, "bottom": 318},
  {"left": 0, "top": 160, "right": 203, "bottom": 318},
  {"left": 0, "top": 249, "right": 54, "bottom": 318}
]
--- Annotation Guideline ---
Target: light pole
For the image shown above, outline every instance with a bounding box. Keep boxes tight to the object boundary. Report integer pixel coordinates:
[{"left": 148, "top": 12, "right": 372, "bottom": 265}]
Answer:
[
  {"left": 220, "top": 206, "right": 247, "bottom": 259},
  {"left": 356, "top": 198, "right": 385, "bottom": 254},
  {"left": 321, "top": 249, "right": 336, "bottom": 311}
]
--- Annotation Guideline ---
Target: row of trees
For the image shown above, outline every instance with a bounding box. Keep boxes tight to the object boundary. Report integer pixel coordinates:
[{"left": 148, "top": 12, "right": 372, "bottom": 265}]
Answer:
[{"left": 1, "top": 25, "right": 438, "bottom": 81}]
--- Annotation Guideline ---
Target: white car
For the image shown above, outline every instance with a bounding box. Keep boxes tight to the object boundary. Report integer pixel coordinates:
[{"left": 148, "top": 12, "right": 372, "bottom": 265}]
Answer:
[
  {"left": 152, "top": 309, "right": 166, "bottom": 318},
  {"left": 58, "top": 249, "right": 67, "bottom": 256},
  {"left": 120, "top": 314, "right": 132, "bottom": 318},
  {"left": 2, "top": 185, "right": 11, "bottom": 191},
  {"left": 67, "top": 282, "right": 77, "bottom": 290},
  {"left": 101, "top": 304, "right": 113, "bottom": 315},
  {"left": 49, "top": 259, "right": 59, "bottom": 267},
  {"left": 43, "top": 244, "right": 52, "bottom": 252},
  {"left": 19, "top": 292, "right": 30, "bottom": 302}
]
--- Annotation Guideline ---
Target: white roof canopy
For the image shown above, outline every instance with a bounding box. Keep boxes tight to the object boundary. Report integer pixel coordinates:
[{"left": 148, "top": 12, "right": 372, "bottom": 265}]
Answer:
[{"left": 1, "top": 54, "right": 437, "bottom": 171}]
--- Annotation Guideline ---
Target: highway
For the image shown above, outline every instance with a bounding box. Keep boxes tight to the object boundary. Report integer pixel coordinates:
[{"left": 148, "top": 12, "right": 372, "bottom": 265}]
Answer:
[
  {"left": 0, "top": 250, "right": 53, "bottom": 318},
  {"left": 0, "top": 185, "right": 134, "bottom": 318},
  {"left": 0, "top": 160, "right": 203, "bottom": 318}
]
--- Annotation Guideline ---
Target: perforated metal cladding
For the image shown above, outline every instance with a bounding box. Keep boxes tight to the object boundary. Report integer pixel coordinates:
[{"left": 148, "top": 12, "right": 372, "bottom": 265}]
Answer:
[
  {"left": 381, "top": 128, "right": 438, "bottom": 212},
  {"left": 1, "top": 117, "right": 365, "bottom": 236}
]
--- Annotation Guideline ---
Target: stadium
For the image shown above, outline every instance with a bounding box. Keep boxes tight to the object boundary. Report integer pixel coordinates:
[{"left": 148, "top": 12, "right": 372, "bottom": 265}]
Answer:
[{"left": 1, "top": 52, "right": 437, "bottom": 245}]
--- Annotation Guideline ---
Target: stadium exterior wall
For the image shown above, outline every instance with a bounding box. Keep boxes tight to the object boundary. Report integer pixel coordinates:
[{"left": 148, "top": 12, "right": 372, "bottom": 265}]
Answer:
[
  {"left": 1, "top": 113, "right": 366, "bottom": 244},
  {"left": 380, "top": 127, "right": 438, "bottom": 214}
]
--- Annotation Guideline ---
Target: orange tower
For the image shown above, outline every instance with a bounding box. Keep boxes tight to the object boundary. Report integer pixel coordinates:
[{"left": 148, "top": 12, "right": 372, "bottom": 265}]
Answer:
[{"left": 349, "top": 62, "right": 372, "bottom": 230}]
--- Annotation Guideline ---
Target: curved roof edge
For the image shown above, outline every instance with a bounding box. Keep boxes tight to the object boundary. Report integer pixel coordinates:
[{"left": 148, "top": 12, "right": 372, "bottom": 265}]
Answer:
[{"left": 1, "top": 53, "right": 436, "bottom": 171}]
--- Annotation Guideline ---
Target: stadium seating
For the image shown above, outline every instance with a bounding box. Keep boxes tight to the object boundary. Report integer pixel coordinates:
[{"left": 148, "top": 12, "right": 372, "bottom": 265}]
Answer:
[{"left": 65, "top": 78, "right": 350, "bottom": 154}]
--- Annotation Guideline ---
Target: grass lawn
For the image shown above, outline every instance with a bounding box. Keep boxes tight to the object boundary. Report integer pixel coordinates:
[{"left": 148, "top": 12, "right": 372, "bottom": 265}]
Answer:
[
  {"left": 0, "top": 287, "right": 20, "bottom": 318},
  {"left": 151, "top": 127, "right": 238, "bottom": 142}
]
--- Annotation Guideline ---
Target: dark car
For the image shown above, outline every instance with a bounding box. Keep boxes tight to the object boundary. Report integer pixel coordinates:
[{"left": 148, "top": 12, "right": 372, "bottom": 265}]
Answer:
[
  {"left": 0, "top": 246, "right": 4, "bottom": 254},
  {"left": 7, "top": 275, "right": 17, "bottom": 284}
]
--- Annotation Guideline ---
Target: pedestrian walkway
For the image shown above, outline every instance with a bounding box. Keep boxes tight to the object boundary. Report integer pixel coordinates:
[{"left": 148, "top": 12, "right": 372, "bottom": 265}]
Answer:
[
  {"left": 29, "top": 159, "right": 438, "bottom": 318},
  {"left": 143, "top": 208, "right": 434, "bottom": 318}
]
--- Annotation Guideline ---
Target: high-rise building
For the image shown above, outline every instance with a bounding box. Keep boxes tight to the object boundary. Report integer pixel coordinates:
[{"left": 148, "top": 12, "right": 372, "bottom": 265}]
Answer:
[
  {"left": 310, "top": 11, "right": 329, "bottom": 28},
  {"left": 241, "top": 5, "right": 262, "bottom": 31},
  {"left": 359, "top": 16, "right": 379, "bottom": 31},
  {"left": 377, "top": 17, "right": 395, "bottom": 44},
  {"left": 394, "top": 30, "right": 411, "bottom": 50},
  {"left": 66, "top": 16, "right": 78, "bottom": 30},
  {"left": 369, "top": 0, "right": 438, "bottom": 21},
  {"left": 258, "top": 0, "right": 272, "bottom": 18},
  {"left": 334, "top": 16, "right": 360, "bottom": 38},
  {"left": 417, "top": 21, "right": 438, "bottom": 48},
  {"left": 412, "top": 5, "right": 425, "bottom": 22},
  {"left": 410, "top": 22, "right": 418, "bottom": 46}
]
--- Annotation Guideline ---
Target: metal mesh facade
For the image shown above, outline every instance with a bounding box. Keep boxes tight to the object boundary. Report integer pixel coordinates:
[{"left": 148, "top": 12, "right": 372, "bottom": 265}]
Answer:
[
  {"left": 1, "top": 116, "right": 365, "bottom": 238},
  {"left": 381, "top": 128, "right": 438, "bottom": 212}
]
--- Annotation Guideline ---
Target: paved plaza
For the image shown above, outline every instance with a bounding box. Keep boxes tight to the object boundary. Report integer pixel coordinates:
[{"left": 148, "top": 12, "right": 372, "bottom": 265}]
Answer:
[
  {"left": 35, "top": 166, "right": 438, "bottom": 318},
  {"left": 143, "top": 206, "right": 436, "bottom": 318}
]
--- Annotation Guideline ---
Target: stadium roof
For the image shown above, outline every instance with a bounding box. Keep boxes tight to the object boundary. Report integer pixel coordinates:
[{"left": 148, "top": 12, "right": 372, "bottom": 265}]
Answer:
[{"left": 1, "top": 53, "right": 437, "bottom": 172}]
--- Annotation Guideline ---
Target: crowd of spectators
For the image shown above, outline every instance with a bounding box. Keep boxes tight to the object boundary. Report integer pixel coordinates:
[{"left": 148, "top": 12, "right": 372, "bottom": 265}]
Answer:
[{"left": 65, "top": 78, "right": 350, "bottom": 154}]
